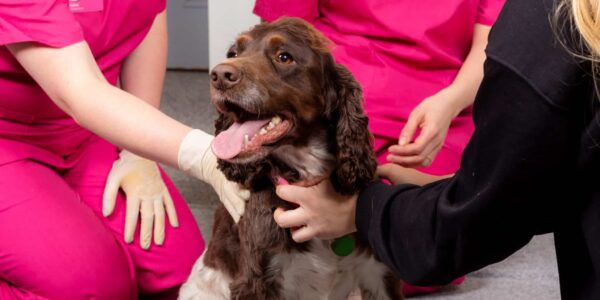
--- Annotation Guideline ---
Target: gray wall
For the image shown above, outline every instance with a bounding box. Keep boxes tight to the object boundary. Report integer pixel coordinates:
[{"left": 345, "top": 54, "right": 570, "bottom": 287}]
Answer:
[{"left": 167, "top": 0, "right": 209, "bottom": 70}]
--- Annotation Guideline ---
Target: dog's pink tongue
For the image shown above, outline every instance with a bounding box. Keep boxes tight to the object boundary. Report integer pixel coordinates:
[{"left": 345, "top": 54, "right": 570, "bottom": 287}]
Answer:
[{"left": 212, "top": 119, "right": 271, "bottom": 159}]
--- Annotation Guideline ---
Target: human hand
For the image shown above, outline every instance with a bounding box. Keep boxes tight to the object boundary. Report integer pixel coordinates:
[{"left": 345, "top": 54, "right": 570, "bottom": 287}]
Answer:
[
  {"left": 178, "top": 130, "right": 249, "bottom": 223},
  {"left": 103, "top": 150, "right": 178, "bottom": 250},
  {"left": 273, "top": 179, "right": 357, "bottom": 243},
  {"left": 377, "top": 163, "right": 451, "bottom": 186},
  {"left": 388, "top": 90, "right": 460, "bottom": 167}
]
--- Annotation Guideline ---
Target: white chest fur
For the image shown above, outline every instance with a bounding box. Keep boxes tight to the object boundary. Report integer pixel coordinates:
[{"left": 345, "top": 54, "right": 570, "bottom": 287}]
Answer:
[
  {"left": 180, "top": 239, "right": 393, "bottom": 300},
  {"left": 274, "top": 240, "right": 392, "bottom": 300}
]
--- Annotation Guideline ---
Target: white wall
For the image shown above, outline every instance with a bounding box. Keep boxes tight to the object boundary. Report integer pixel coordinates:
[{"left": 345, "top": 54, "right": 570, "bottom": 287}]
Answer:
[{"left": 208, "top": 0, "right": 260, "bottom": 70}]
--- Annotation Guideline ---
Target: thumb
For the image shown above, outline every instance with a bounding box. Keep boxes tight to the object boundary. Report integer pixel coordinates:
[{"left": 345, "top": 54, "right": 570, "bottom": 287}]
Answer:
[
  {"left": 399, "top": 113, "right": 422, "bottom": 146},
  {"left": 275, "top": 184, "right": 305, "bottom": 205},
  {"left": 102, "top": 166, "right": 124, "bottom": 217}
]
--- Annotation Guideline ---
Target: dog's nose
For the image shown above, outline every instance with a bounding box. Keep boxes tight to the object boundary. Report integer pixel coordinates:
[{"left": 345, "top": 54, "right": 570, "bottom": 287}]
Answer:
[{"left": 211, "top": 64, "right": 241, "bottom": 90}]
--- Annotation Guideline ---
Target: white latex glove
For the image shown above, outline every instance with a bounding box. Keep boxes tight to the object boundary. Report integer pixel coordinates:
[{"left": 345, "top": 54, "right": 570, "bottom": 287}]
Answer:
[
  {"left": 103, "top": 150, "right": 178, "bottom": 250},
  {"left": 178, "top": 129, "right": 249, "bottom": 223}
]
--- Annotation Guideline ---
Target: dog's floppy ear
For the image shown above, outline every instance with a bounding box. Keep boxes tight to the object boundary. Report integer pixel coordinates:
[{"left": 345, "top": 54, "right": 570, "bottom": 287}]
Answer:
[{"left": 323, "top": 56, "right": 378, "bottom": 195}]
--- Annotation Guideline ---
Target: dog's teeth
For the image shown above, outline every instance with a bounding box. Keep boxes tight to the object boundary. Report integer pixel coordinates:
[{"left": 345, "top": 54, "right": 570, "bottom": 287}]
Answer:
[
  {"left": 244, "top": 134, "right": 249, "bottom": 146},
  {"left": 259, "top": 128, "right": 268, "bottom": 135},
  {"left": 267, "top": 122, "right": 275, "bottom": 130},
  {"left": 272, "top": 116, "right": 282, "bottom": 124}
]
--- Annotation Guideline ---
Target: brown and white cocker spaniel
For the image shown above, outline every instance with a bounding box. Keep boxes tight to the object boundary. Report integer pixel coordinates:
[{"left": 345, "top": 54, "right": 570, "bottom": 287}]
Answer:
[{"left": 179, "top": 17, "right": 402, "bottom": 300}]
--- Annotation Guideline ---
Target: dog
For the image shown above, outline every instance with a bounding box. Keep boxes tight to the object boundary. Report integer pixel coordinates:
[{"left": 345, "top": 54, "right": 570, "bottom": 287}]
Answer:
[{"left": 179, "top": 17, "right": 402, "bottom": 300}]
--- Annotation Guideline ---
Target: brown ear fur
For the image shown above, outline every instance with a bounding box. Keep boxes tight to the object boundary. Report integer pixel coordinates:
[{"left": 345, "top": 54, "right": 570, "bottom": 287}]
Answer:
[{"left": 324, "top": 57, "right": 378, "bottom": 194}]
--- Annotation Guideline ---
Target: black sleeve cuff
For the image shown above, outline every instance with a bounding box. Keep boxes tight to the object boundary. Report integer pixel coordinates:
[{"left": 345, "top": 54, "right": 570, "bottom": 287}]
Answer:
[
  {"left": 356, "top": 182, "right": 385, "bottom": 243},
  {"left": 355, "top": 181, "right": 418, "bottom": 252}
]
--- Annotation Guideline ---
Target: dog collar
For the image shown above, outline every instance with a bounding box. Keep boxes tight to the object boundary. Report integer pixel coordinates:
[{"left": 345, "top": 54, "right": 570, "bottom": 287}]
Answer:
[{"left": 331, "top": 235, "right": 355, "bottom": 257}]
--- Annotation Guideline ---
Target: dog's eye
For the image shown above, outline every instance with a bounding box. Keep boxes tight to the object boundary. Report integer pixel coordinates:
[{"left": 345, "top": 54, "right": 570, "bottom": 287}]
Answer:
[
  {"left": 277, "top": 52, "right": 294, "bottom": 64},
  {"left": 227, "top": 51, "right": 238, "bottom": 58}
]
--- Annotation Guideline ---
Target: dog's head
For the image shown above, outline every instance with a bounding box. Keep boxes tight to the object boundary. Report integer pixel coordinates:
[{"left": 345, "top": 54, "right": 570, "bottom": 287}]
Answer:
[{"left": 210, "top": 17, "right": 376, "bottom": 194}]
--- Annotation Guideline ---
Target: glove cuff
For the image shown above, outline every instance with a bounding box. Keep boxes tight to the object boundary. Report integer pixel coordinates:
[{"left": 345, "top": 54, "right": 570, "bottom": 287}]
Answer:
[
  {"left": 118, "top": 149, "right": 149, "bottom": 162},
  {"left": 178, "top": 129, "right": 215, "bottom": 180}
]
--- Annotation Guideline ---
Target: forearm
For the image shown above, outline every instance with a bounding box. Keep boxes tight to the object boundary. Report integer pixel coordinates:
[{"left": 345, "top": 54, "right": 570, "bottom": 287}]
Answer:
[
  {"left": 443, "top": 24, "right": 491, "bottom": 117},
  {"left": 68, "top": 81, "right": 190, "bottom": 165},
  {"left": 8, "top": 41, "right": 190, "bottom": 166}
]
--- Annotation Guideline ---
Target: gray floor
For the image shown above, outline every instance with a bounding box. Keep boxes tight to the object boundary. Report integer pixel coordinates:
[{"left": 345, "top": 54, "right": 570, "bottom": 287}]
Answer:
[{"left": 160, "top": 71, "right": 561, "bottom": 299}]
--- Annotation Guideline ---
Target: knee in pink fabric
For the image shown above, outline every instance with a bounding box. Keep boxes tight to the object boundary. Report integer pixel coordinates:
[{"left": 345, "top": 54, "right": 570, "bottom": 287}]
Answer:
[
  {"left": 0, "top": 160, "right": 137, "bottom": 300},
  {"left": 51, "top": 243, "right": 137, "bottom": 300}
]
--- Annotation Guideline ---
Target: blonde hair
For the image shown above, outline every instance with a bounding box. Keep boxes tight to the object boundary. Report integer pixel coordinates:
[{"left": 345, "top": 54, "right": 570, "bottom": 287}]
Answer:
[
  {"left": 555, "top": 0, "right": 600, "bottom": 100},
  {"left": 556, "top": 0, "right": 600, "bottom": 61}
]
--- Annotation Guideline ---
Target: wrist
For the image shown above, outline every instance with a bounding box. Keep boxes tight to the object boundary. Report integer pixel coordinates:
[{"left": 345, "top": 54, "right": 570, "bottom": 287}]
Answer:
[
  {"left": 119, "top": 149, "right": 149, "bottom": 162},
  {"left": 177, "top": 129, "right": 215, "bottom": 181},
  {"left": 438, "top": 84, "right": 472, "bottom": 118}
]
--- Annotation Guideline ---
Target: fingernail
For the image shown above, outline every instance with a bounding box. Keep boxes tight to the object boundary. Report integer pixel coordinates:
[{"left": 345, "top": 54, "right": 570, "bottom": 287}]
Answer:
[
  {"left": 424, "top": 158, "right": 432, "bottom": 166},
  {"left": 399, "top": 136, "right": 408, "bottom": 146},
  {"left": 239, "top": 189, "right": 251, "bottom": 199},
  {"left": 276, "top": 176, "right": 289, "bottom": 185}
]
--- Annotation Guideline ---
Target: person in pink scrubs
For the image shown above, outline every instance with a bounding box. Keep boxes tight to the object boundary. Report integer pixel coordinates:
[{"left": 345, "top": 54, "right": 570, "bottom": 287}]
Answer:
[
  {"left": 254, "top": 0, "right": 505, "bottom": 296},
  {"left": 0, "top": 1, "right": 246, "bottom": 299}
]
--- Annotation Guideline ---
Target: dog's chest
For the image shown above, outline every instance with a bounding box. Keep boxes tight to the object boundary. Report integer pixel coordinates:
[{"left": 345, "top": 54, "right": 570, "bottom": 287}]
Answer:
[{"left": 269, "top": 240, "right": 390, "bottom": 300}]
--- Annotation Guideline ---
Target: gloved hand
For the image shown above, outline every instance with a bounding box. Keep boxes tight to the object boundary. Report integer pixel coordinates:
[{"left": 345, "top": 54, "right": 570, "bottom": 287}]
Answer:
[
  {"left": 103, "top": 150, "right": 178, "bottom": 250},
  {"left": 178, "top": 129, "right": 249, "bottom": 223}
]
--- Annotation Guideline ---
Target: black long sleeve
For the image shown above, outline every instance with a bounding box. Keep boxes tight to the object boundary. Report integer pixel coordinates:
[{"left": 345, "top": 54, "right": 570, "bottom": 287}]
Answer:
[
  {"left": 355, "top": 0, "right": 589, "bottom": 286},
  {"left": 357, "top": 59, "right": 576, "bottom": 284}
]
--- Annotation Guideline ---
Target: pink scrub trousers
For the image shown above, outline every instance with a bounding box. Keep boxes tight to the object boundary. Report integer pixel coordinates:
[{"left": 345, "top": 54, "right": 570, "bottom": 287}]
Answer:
[{"left": 0, "top": 132, "right": 204, "bottom": 300}]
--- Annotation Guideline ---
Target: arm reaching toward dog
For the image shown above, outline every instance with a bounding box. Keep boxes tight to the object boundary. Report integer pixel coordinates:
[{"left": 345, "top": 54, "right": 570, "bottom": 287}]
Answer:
[
  {"left": 8, "top": 30, "right": 247, "bottom": 243},
  {"left": 272, "top": 164, "right": 450, "bottom": 243}
]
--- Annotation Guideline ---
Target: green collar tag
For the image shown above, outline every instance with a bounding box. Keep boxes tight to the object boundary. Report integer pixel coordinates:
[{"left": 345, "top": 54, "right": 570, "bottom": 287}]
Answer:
[{"left": 331, "top": 235, "right": 355, "bottom": 257}]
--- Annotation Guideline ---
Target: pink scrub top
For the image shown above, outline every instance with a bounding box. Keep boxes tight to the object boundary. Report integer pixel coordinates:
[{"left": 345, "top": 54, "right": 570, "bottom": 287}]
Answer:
[
  {"left": 0, "top": 0, "right": 166, "bottom": 166},
  {"left": 254, "top": 0, "right": 505, "bottom": 167}
]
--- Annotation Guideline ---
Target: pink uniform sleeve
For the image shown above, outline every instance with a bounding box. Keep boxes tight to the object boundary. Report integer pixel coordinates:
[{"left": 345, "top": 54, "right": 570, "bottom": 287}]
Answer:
[
  {"left": 156, "top": 0, "right": 166, "bottom": 14},
  {"left": 477, "top": 0, "right": 506, "bottom": 26},
  {"left": 253, "top": 0, "right": 319, "bottom": 22},
  {"left": 0, "top": 0, "right": 84, "bottom": 47}
]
